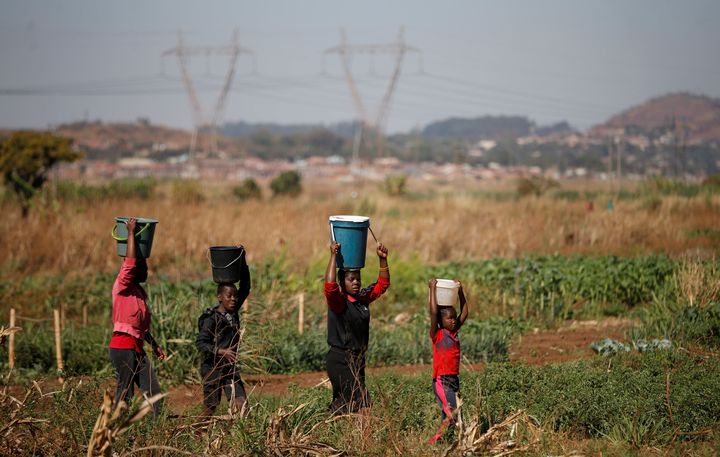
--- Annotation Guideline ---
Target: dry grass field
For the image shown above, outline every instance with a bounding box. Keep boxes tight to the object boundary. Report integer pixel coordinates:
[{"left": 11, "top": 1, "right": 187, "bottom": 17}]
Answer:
[{"left": 2, "top": 177, "right": 718, "bottom": 279}]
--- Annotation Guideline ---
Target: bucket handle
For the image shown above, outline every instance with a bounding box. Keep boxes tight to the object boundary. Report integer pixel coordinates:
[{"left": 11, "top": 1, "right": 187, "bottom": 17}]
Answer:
[
  {"left": 329, "top": 223, "right": 379, "bottom": 243},
  {"left": 111, "top": 222, "right": 151, "bottom": 241},
  {"left": 206, "top": 247, "right": 245, "bottom": 269}
]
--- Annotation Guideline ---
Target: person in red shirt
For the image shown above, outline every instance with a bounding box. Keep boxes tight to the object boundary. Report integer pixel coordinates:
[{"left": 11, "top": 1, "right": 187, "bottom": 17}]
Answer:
[
  {"left": 324, "top": 240, "right": 390, "bottom": 413},
  {"left": 428, "top": 279, "right": 469, "bottom": 444},
  {"left": 108, "top": 217, "right": 166, "bottom": 417}
]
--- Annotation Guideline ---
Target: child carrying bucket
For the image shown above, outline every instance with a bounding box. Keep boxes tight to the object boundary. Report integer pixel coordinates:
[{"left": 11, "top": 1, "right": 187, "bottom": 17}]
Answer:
[
  {"left": 108, "top": 217, "right": 166, "bottom": 418},
  {"left": 428, "top": 278, "right": 470, "bottom": 443},
  {"left": 324, "top": 231, "right": 390, "bottom": 413},
  {"left": 196, "top": 245, "right": 251, "bottom": 418}
]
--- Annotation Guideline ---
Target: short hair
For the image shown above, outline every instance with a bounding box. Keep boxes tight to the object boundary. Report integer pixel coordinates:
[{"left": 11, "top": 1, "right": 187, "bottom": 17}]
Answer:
[
  {"left": 216, "top": 283, "right": 237, "bottom": 296},
  {"left": 439, "top": 307, "right": 456, "bottom": 318}
]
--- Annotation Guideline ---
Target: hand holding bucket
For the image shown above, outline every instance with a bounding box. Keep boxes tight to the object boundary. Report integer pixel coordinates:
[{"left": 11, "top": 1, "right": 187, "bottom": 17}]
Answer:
[
  {"left": 434, "top": 279, "right": 461, "bottom": 307},
  {"left": 328, "top": 215, "right": 371, "bottom": 270},
  {"left": 207, "top": 246, "right": 247, "bottom": 284},
  {"left": 112, "top": 216, "right": 158, "bottom": 258}
]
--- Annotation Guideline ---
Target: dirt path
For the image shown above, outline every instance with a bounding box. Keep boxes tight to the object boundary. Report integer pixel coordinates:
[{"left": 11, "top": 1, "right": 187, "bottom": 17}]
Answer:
[
  {"left": 167, "top": 318, "right": 631, "bottom": 414},
  {"left": 508, "top": 317, "right": 630, "bottom": 365}
]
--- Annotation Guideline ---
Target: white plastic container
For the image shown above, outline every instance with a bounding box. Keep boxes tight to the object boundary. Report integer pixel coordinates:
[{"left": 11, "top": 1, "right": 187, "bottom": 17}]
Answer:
[{"left": 435, "top": 279, "right": 460, "bottom": 307}]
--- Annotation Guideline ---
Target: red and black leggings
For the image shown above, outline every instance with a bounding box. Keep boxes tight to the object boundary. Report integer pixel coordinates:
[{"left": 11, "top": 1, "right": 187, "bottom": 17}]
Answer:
[{"left": 432, "top": 374, "right": 459, "bottom": 421}]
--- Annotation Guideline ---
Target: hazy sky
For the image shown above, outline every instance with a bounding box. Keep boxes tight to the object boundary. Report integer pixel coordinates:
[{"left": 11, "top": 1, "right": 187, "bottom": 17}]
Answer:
[{"left": 1, "top": 0, "right": 719, "bottom": 133}]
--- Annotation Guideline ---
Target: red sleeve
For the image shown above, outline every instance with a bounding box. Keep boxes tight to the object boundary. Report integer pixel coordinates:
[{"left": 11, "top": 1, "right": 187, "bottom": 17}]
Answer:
[
  {"left": 431, "top": 328, "right": 442, "bottom": 343},
  {"left": 324, "top": 282, "right": 346, "bottom": 313},
  {"left": 115, "top": 257, "right": 139, "bottom": 290},
  {"left": 363, "top": 276, "right": 390, "bottom": 303}
]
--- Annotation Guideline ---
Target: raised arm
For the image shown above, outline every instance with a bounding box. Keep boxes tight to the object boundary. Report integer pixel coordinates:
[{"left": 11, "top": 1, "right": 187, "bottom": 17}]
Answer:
[
  {"left": 325, "top": 241, "right": 339, "bottom": 283},
  {"left": 428, "top": 279, "right": 439, "bottom": 339},
  {"left": 125, "top": 217, "right": 137, "bottom": 259},
  {"left": 115, "top": 218, "right": 140, "bottom": 289},
  {"left": 377, "top": 242, "right": 389, "bottom": 281},
  {"left": 236, "top": 245, "right": 251, "bottom": 307},
  {"left": 457, "top": 281, "right": 469, "bottom": 329},
  {"left": 324, "top": 241, "right": 345, "bottom": 313}
]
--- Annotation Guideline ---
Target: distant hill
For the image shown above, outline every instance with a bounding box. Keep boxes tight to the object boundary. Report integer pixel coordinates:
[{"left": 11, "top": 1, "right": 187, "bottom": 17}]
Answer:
[
  {"left": 48, "top": 121, "right": 243, "bottom": 160},
  {"left": 423, "top": 115, "right": 534, "bottom": 139},
  {"left": 591, "top": 93, "right": 720, "bottom": 143},
  {"left": 421, "top": 115, "right": 573, "bottom": 140},
  {"left": 221, "top": 120, "right": 359, "bottom": 139}
]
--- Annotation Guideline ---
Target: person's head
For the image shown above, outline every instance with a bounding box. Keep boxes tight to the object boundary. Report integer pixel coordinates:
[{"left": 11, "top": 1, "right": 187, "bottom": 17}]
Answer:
[
  {"left": 338, "top": 268, "right": 362, "bottom": 295},
  {"left": 439, "top": 306, "right": 458, "bottom": 331},
  {"left": 136, "top": 258, "right": 148, "bottom": 283},
  {"left": 216, "top": 283, "right": 238, "bottom": 313}
]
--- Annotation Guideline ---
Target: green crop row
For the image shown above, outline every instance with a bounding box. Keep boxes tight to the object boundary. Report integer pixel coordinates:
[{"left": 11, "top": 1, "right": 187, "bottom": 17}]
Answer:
[{"left": 3, "top": 350, "right": 719, "bottom": 456}]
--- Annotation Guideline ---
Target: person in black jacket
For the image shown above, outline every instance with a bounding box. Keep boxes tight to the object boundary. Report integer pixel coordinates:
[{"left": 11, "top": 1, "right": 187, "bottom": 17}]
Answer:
[{"left": 196, "top": 263, "right": 250, "bottom": 417}]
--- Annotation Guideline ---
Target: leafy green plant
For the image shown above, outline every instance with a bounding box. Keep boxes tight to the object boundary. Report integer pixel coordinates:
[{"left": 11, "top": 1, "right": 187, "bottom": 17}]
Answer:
[
  {"left": 382, "top": 174, "right": 408, "bottom": 196},
  {"left": 232, "top": 178, "right": 262, "bottom": 201},
  {"left": 270, "top": 170, "right": 302, "bottom": 197}
]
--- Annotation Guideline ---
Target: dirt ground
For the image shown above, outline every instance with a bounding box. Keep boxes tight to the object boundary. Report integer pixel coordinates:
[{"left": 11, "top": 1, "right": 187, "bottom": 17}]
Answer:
[{"left": 166, "top": 317, "right": 632, "bottom": 415}]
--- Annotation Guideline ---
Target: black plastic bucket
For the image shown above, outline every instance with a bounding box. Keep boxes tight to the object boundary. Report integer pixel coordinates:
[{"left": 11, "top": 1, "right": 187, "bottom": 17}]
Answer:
[{"left": 208, "top": 246, "right": 246, "bottom": 284}]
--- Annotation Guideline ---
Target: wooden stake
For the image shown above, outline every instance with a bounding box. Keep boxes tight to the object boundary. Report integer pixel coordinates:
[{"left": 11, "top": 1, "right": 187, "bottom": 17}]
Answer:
[
  {"left": 53, "top": 309, "right": 64, "bottom": 382},
  {"left": 60, "top": 303, "right": 66, "bottom": 331},
  {"left": 82, "top": 305, "right": 88, "bottom": 327},
  {"left": 297, "top": 293, "right": 305, "bottom": 335},
  {"left": 8, "top": 308, "right": 15, "bottom": 370}
]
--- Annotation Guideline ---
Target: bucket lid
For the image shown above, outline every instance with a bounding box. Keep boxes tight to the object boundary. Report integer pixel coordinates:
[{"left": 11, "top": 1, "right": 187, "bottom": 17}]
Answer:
[
  {"left": 329, "top": 215, "right": 370, "bottom": 223},
  {"left": 436, "top": 279, "right": 460, "bottom": 289},
  {"left": 116, "top": 216, "right": 159, "bottom": 224}
]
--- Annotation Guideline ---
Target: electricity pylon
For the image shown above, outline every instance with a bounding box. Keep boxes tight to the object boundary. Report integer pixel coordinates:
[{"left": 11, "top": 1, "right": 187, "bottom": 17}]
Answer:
[
  {"left": 325, "top": 27, "right": 420, "bottom": 160},
  {"left": 162, "top": 29, "right": 253, "bottom": 157}
]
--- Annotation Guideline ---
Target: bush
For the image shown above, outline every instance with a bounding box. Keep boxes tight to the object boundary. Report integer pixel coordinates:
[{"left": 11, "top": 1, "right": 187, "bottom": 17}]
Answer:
[
  {"left": 270, "top": 170, "right": 302, "bottom": 197},
  {"left": 516, "top": 176, "right": 559, "bottom": 197},
  {"left": 382, "top": 174, "right": 407, "bottom": 196},
  {"left": 232, "top": 178, "right": 262, "bottom": 201}
]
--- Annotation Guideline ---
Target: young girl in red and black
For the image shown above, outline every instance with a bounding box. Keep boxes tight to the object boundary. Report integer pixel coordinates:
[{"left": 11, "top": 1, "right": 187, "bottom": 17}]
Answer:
[
  {"left": 108, "top": 217, "right": 167, "bottom": 418},
  {"left": 324, "top": 240, "right": 390, "bottom": 414},
  {"left": 428, "top": 278, "right": 470, "bottom": 444}
]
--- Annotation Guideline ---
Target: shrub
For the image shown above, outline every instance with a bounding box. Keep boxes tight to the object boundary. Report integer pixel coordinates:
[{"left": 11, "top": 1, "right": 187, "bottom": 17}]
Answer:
[
  {"left": 233, "top": 178, "right": 262, "bottom": 201},
  {"left": 270, "top": 170, "right": 302, "bottom": 197},
  {"left": 382, "top": 174, "right": 407, "bottom": 196},
  {"left": 516, "top": 176, "right": 559, "bottom": 197}
]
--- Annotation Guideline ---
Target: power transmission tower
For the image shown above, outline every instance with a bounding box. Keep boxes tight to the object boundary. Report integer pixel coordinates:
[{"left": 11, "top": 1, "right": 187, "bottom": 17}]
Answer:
[
  {"left": 325, "top": 27, "right": 420, "bottom": 161},
  {"left": 162, "top": 29, "right": 253, "bottom": 158}
]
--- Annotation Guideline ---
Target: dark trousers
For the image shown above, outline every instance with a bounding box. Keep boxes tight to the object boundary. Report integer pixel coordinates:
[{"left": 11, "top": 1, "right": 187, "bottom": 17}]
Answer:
[
  {"left": 201, "top": 363, "right": 247, "bottom": 412},
  {"left": 108, "top": 348, "right": 163, "bottom": 418},
  {"left": 433, "top": 375, "right": 460, "bottom": 421},
  {"left": 326, "top": 346, "right": 370, "bottom": 413}
]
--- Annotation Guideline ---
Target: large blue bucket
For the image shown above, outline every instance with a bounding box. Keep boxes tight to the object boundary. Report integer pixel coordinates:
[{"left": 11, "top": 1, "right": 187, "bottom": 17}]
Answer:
[
  {"left": 113, "top": 217, "right": 158, "bottom": 258},
  {"left": 329, "top": 215, "right": 370, "bottom": 270}
]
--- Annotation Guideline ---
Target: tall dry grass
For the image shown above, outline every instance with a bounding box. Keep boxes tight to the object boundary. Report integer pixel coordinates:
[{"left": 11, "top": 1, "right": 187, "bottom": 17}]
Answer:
[{"left": 2, "top": 179, "right": 719, "bottom": 279}]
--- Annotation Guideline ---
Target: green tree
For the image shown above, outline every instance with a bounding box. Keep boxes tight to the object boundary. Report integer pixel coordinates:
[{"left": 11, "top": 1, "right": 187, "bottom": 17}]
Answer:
[
  {"left": 232, "top": 178, "right": 262, "bottom": 201},
  {"left": 0, "top": 131, "right": 81, "bottom": 216},
  {"left": 270, "top": 170, "right": 302, "bottom": 197}
]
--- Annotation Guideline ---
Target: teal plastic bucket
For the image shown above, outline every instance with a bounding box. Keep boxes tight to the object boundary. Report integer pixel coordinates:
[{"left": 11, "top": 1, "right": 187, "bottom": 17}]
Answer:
[
  {"left": 329, "top": 215, "right": 370, "bottom": 270},
  {"left": 208, "top": 246, "right": 246, "bottom": 284},
  {"left": 113, "top": 217, "right": 158, "bottom": 258}
]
